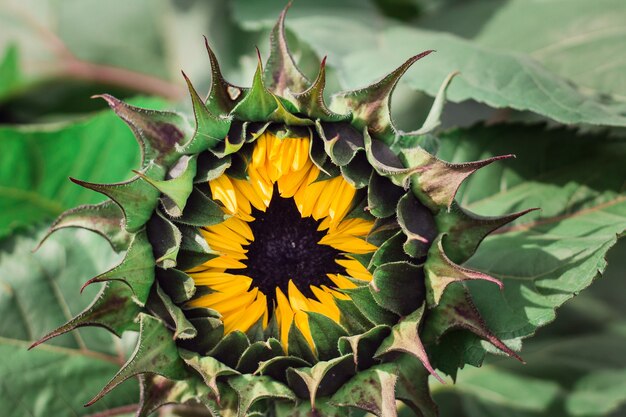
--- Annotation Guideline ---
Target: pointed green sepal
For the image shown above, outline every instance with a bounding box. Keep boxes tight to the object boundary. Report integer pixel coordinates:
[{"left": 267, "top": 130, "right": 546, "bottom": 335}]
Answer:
[
  {"left": 316, "top": 120, "right": 364, "bottom": 166},
  {"left": 292, "top": 58, "right": 349, "bottom": 122},
  {"left": 204, "top": 37, "right": 248, "bottom": 115},
  {"left": 38, "top": 200, "right": 130, "bottom": 252},
  {"left": 330, "top": 363, "right": 399, "bottom": 417},
  {"left": 257, "top": 355, "right": 310, "bottom": 382},
  {"left": 173, "top": 186, "right": 229, "bottom": 227},
  {"left": 237, "top": 339, "right": 284, "bottom": 374},
  {"left": 147, "top": 210, "right": 181, "bottom": 269},
  {"left": 397, "top": 192, "right": 437, "bottom": 258},
  {"left": 81, "top": 230, "right": 155, "bottom": 306},
  {"left": 135, "top": 154, "right": 197, "bottom": 216},
  {"left": 29, "top": 281, "right": 141, "bottom": 349},
  {"left": 178, "top": 315, "right": 224, "bottom": 354},
  {"left": 228, "top": 374, "right": 296, "bottom": 417},
  {"left": 341, "top": 153, "right": 372, "bottom": 189},
  {"left": 156, "top": 268, "right": 196, "bottom": 304},
  {"left": 395, "top": 354, "right": 438, "bottom": 417},
  {"left": 94, "top": 94, "right": 190, "bottom": 167},
  {"left": 343, "top": 286, "right": 398, "bottom": 326},
  {"left": 147, "top": 284, "right": 197, "bottom": 339},
  {"left": 264, "top": 3, "right": 310, "bottom": 95},
  {"left": 436, "top": 203, "right": 538, "bottom": 263},
  {"left": 181, "top": 71, "right": 232, "bottom": 154},
  {"left": 180, "top": 349, "right": 239, "bottom": 400},
  {"left": 402, "top": 146, "right": 515, "bottom": 211},
  {"left": 288, "top": 322, "right": 317, "bottom": 365},
  {"left": 363, "top": 129, "right": 414, "bottom": 188},
  {"left": 370, "top": 231, "right": 411, "bottom": 269},
  {"left": 367, "top": 172, "right": 404, "bottom": 219},
  {"left": 424, "top": 235, "right": 503, "bottom": 306},
  {"left": 422, "top": 284, "right": 523, "bottom": 362},
  {"left": 330, "top": 51, "right": 433, "bottom": 144},
  {"left": 307, "top": 311, "right": 349, "bottom": 361},
  {"left": 402, "top": 70, "right": 459, "bottom": 137},
  {"left": 136, "top": 374, "right": 213, "bottom": 417},
  {"left": 85, "top": 314, "right": 187, "bottom": 406},
  {"left": 338, "top": 325, "right": 390, "bottom": 370},
  {"left": 370, "top": 262, "right": 425, "bottom": 316},
  {"left": 287, "top": 354, "right": 355, "bottom": 407},
  {"left": 209, "top": 331, "right": 251, "bottom": 369},
  {"left": 366, "top": 217, "right": 401, "bottom": 248},
  {"left": 195, "top": 152, "right": 232, "bottom": 183},
  {"left": 232, "top": 53, "right": 278, "bottom": 121},
  {"left": 269, "top": 95, "right": 314, "bottom": 126},
  {"left": 335, "top": 298, "right": 374, "bottom": 334},
  {"left": 375, "top": 305, "right": 445, "bottom": 383},
  {"left": 70, "top": 163, "right": 165, "bottom": 232},
  {"left": 177, "top": 224, "right": 219, "bottom": 270}
]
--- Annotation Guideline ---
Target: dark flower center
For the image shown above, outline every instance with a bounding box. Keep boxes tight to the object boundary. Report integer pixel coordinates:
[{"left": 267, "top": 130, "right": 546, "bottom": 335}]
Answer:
[{"left": 236, "top": 185, "right": 343, "bottom": 301}]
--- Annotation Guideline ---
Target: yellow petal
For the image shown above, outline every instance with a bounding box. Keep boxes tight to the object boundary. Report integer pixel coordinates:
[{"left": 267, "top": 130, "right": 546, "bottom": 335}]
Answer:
[
  {"left": 336, "top": 258, "right": 373, "bottom": 281},
  {"left": 275, "top": 287, "right": 294, "bottom": 348},
  {"left": 209, "top": 175, "right": 238, "bottom": 214},
  {"left": 327, "top": 273, "right": 358, "bottom": 290}
]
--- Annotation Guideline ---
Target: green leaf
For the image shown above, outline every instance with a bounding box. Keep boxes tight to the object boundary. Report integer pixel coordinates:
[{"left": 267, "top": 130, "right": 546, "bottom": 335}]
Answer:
[
  {"left": 439, "top": 330, "right": 626, "bottom": 417},
  {"left": 86, "top": 313, "right": 187, "bottom": 407},
  {"left": 436, "top": 123, "right": 626, "bottom": 363},
  {"left": 233, "top": 2, "right": 626, "bottom": 127},
  {"left": 433, "top": 244, "right": 626, "bottom": 417},
  {"left": 0, "top": 227, "right": 139, "bottom": 416},
  {"left": 0, "top": 44, "right": 21, "bottom": 101},
  {"left": 0, "top": 96, "right": 169, "bottom": 238},
  {"left": 472, "top": 0, "right": 626, "bottom": 99},
  {"left": 452, "top": 366, "right": 562, "bottom": 415}
]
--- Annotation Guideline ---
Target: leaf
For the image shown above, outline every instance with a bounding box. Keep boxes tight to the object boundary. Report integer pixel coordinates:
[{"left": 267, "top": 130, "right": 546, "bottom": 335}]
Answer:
[
  {"left": 0, "top": 44, "right": 21, "bottom": 101},
  {"left": 431, "top": 241, "right": 626, "bottom": 417},
  {"left": 0, "top": 226, "right": 139, "bottom": 416},
  {"left": 435, "top": 123, "right": 626, "bottom": 364},
  {"left": 232, "top": 1, "right": 626, "bottom": 127},
  {"left": 437, "top": 326, "right": 626, "bottom": 417},
  {"left": 0, "top": 96, "right": 169, "bottom": 238},
  {"left": 471, "top": 0, "right": 626, "bottom": 99}
]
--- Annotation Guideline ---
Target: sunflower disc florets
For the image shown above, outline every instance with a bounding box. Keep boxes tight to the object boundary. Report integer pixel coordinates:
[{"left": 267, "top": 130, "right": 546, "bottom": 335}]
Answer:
[{"left": 32, "top": 5, "right": 534, "bottom": 417}]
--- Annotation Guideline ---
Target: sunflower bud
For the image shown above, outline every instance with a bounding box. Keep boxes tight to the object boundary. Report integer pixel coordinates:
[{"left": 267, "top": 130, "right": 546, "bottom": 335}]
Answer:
[{"left": 32, "top": 5, "right": 533, "bottom": 417}]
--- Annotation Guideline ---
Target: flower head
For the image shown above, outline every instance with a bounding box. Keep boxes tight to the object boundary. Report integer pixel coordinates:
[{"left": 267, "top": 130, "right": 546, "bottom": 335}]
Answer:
[{"left": 32, "top": 5, "right": 533, "bottom": 416}]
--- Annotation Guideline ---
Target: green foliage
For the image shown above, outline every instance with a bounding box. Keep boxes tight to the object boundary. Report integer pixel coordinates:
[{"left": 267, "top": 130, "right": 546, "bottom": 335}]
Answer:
[
  {"left": 433, "top": 124, "right": 626, "bottom": 365},
  {"left": 232, "top": 0, "right": 626, "bottom": 127},
  {"left": 0, "top": 227, "right": 139, "bottom": 416},
  {"left": 429, "top": 240, "right": 626, "bottom": 417},
  {"left": 0, "top": 97, "right": 169, "bottom": 238},
  {"left": 1, "top": 1, "right": 625, "bottom": 416},
  {"left": 0, "top": 44, "right": 21, "bottom": 100}
]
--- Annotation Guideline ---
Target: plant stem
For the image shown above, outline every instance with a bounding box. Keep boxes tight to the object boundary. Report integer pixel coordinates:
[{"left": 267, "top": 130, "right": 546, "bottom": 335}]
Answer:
[{"left": 11, "top": 3, "right": 185, "bottom": 100}]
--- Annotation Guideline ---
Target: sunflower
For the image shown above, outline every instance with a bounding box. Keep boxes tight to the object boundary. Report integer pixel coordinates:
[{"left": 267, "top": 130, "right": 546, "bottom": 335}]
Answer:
[
  {"left": 187, "top": 132, "right": 376, "bottom": 348},
  {"left": 31, "top": 5, "right": 533, "bottom": 417}
]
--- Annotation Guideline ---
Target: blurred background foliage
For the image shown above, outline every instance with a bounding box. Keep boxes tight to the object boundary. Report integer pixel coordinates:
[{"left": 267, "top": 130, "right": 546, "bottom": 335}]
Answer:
[{"left": 0, "top": 0, "right": 625, "bottom": 416}]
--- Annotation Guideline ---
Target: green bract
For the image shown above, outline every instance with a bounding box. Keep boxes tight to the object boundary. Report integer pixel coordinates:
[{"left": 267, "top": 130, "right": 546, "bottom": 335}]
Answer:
[{"left": 32, "top": 6, "right": 533, "bottom": 417}]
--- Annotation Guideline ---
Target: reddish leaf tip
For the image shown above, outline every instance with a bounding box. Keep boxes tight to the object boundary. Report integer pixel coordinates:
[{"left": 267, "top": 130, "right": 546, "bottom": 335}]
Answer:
[
  {"left": 91, "top": 93, "right": 120, "bottom": 109},
  {"left": 80, "top": 277, "right": 97, "bottom": 294}
]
